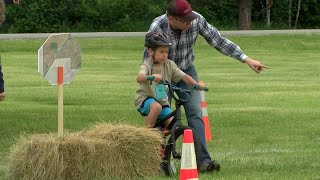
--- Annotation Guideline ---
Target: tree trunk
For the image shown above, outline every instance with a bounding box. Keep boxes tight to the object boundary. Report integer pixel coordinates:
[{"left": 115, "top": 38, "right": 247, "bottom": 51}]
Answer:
[
  {"left": 0, "top": 0, "right": 6, "bottom": 25},
  {"left": 238, "top": 0, "right": 252, "bottom": 30},
  {"left": 288, "top": 0, "right": 292, "bottom": 27},
  {"left": 294, "top": 0, "right": 301, "bottom": 29},
  {"left": 266, "top": 0, "right": 271, "bottom": 27}
]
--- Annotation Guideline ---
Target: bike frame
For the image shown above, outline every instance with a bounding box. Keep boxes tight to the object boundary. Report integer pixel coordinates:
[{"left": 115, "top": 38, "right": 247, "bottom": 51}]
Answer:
[
  {"left": 154, "top": 80, "right": 193, "bottom": 159},
  {"left": 153, "top": 80, "right": 208, "bottom": 176},
  {"left": 169, "top": 99, "right": 187, "bottom": 159}
]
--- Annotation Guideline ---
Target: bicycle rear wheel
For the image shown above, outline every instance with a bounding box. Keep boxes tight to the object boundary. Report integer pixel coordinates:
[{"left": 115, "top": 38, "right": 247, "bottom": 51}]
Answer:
[{"left": 162, "top": 126, "right": 202, "bottom": 176}]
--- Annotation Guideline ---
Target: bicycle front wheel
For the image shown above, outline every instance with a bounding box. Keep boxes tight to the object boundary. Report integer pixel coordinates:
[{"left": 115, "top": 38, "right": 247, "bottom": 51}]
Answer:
[{"left": 162, "top": 126, "right": 202, "bottom": 176}]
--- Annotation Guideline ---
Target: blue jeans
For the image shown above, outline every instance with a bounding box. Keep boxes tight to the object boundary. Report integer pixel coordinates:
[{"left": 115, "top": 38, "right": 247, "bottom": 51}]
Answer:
[{"left": 174, "top": 64, "right": 212, "bottom": 164}]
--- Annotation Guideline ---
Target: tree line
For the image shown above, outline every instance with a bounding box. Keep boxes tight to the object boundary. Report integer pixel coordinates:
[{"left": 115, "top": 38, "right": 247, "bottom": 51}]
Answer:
[{"left": 0, "top": 0, "right": 319, "bottom": 33}]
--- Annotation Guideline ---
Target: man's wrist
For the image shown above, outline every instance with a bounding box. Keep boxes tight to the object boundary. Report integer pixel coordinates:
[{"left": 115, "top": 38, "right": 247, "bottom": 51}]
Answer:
[{"left": 240, "top": 54, "right": 248, "bottom": 63}]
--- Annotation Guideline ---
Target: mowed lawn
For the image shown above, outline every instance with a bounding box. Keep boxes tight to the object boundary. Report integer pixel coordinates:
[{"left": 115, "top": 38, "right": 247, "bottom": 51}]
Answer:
[{"left": 0, "top": 34, "right": 319, "bottom": 179}]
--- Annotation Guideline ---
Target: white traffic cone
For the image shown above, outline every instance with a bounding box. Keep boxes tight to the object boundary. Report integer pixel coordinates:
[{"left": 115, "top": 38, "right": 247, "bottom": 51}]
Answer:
[
  {"left": 180, "top": 129, "right": 198, "bottom": 180},
  {"left": 200, "top": 91, "right": 212, "bottom": 141}
]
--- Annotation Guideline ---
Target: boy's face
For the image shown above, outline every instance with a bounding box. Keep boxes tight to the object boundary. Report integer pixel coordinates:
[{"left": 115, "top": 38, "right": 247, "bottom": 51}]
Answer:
[{"left": 149, "top": 46, "right": 169, "bottom": 64}]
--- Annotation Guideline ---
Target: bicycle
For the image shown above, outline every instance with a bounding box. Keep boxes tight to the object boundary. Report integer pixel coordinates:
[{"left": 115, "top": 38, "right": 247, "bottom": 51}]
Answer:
[{"left": 153, "top": 80, "right": 208, "bottom": 176}]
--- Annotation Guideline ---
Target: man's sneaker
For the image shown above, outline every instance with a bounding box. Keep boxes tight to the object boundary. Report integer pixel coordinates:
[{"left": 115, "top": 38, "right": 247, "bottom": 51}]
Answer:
[{"left": 199, "top": 160, "right": 220, "bottom": 173}]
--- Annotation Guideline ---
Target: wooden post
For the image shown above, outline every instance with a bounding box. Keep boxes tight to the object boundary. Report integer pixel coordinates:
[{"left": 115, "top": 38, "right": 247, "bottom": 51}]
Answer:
[{"left": 58, "top": 66, "right": 64, "bottom": 136}]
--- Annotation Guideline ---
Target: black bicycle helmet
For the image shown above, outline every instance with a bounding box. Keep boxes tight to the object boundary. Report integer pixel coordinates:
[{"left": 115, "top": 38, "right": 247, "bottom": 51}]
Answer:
[{"left": 144, "top": 31, "right": 172, "bottom": 48}]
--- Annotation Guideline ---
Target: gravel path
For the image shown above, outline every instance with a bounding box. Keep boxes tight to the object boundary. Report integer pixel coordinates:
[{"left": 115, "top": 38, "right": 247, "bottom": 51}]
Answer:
[{"left": 1, "top": 29, "right": 320, "bottom": 40}]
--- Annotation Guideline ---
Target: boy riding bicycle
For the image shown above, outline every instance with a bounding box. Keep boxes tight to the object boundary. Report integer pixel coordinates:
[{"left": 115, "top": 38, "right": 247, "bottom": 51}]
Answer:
[{"left": 134, "top": 31, "right": 206, "bottom": 132}]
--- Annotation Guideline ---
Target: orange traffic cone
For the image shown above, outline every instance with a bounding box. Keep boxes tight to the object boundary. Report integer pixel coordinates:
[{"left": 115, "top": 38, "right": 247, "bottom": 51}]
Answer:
[
  {"left": 200, "top": 91, "right": 212, "bottom": 141},
  {"left": 180, "top": 129, "right": 198, "bottom": 180}
]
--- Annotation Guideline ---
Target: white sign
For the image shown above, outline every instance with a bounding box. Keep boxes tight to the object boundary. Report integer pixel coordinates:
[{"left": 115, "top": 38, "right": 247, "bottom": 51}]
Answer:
[{"left": 38, "top": 33, "right": 81, "bottom": 85}]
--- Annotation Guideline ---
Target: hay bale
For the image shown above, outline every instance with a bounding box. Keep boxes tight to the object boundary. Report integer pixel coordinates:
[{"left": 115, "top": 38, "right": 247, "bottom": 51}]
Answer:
[
  {"left": 82, "top": 123, "right": 164, "bottom": 178},
  {"left": 8, "top": 133, "right": 112, "bottom": 180},
  {"left": 8, "top": 124, "right": 164, "bottom": 180}
]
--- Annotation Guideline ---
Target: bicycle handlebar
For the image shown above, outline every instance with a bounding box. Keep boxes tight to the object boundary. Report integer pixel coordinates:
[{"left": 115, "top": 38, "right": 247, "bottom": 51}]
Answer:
[
  {"left": 154, "top": 80, "right": 209, "bottom": 128},
  {"left": 161, "top": 80, "right": 208, "bottom": 104}
]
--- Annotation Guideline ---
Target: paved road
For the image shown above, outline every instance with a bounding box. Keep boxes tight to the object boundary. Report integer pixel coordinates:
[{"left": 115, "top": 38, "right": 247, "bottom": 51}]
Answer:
[{"left": 1, "top": 29, "right": 320, "bottom": 40}]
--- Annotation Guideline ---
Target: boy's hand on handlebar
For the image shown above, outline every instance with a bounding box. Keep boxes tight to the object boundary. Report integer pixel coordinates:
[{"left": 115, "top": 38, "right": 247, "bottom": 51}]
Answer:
[
  {"left": 146, "top": 74, "right": 162, "bottom": 82},
  {"left": 193, "top": 81, "right": 208, "bottom": 91},
  {"left": 152, "top": 74, "right": 162, "bottom": 82},
  {"left": 198, "top": 81, "right": 205, "bottom": 90}
]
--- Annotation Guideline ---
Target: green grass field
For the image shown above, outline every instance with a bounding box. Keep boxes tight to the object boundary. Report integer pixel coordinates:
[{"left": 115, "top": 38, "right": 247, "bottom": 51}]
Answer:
[{"left": 1, "top": 34, "right": 320, "bottom": 179}]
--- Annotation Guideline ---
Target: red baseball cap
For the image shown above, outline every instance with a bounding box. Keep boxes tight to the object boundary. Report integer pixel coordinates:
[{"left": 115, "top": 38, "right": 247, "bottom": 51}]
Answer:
[{"left": 167, "top": 0, "right": 198, "bottom": 22}]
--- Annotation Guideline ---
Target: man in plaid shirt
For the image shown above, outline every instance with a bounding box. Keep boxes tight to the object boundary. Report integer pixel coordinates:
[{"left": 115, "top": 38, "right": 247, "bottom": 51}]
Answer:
[{"left": 143, "top": 0, "right": 268, "bottom": 173}]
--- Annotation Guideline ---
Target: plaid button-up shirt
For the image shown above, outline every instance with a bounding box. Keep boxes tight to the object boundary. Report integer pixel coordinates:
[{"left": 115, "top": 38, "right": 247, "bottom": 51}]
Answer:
[{"left": 143, "top": 11, "right": 248, "bottom": 70}]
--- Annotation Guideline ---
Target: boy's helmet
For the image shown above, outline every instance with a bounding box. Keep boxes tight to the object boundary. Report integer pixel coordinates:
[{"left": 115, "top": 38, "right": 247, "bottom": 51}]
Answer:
[{"left": 144, "top": 31, "right": 172, "bottom": 48}]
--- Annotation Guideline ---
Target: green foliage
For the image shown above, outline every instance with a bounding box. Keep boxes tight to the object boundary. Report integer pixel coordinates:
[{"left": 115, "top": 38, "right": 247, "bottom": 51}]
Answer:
[
  {"left": 1, "top": 0, "right": 167, "bottom": 33},
  {"left": 4, "top": 0, "right": 63, "bottom": 32},
  {"left": 190, "top": 0, "right": 238, "bottom": 28},
  {"left": 1, "top": 0, "right": 320, "bottom": 32},
  {"left": 299, "top": 0, "right": 320, "bottom": 28},
  {"left": 90, "top": 0, "right": 166, "bottom": 32},
  {"left": 251, "top": 0, "right": 320, "bottom": 29}
]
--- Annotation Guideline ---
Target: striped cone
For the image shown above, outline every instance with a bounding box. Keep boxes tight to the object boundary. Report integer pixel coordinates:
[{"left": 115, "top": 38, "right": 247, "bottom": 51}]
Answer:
[
  {"left": 200, "top": 91, "right": 212, "bottom": 141},
  {"left": 180, "top": 129, "right": 198, "bottom": 180}
]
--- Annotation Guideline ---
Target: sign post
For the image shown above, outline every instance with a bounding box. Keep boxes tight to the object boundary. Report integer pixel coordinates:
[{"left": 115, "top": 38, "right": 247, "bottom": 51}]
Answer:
[
  {"left": 38, "top": 33, "right": 81, "bottom": 136},
  {"left": 57, "top": 66, "right": 64, "bottom": 135}
]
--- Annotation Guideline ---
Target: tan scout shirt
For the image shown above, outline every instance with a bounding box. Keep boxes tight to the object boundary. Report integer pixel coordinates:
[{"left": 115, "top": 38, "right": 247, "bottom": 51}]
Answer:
[{"left": 134, "top": 57, "right": 185, "bottom": 109}]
